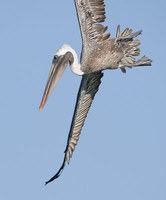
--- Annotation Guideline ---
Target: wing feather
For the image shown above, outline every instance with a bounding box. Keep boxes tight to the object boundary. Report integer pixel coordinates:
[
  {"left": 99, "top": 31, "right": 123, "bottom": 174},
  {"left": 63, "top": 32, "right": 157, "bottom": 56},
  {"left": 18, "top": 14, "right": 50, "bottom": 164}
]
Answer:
[
  {"left": 45, "top": 71, "right": 103, "bottom": 184},
  {"left": 74, "top": 0, "right": 110, "bottom": 46}
]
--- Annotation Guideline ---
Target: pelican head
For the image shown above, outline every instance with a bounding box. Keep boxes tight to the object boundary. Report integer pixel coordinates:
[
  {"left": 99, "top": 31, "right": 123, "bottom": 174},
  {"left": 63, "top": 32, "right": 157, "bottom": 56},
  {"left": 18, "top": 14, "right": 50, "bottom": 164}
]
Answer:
[{"left": 39, "top": 44, "right": 83, "bottom": 110}]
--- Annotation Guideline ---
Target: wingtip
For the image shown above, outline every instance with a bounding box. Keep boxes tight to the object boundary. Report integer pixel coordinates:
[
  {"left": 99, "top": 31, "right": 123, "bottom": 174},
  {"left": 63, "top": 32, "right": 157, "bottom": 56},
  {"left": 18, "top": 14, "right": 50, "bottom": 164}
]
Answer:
[
  {"left": 44, "top": 179, "right": 53, "bottom": 185},
  {"left": 44, "top": 164, "right": 64, "bottom": 185},
  {"left": 44, "top": 174, "right": 60, "bottom": 185}
]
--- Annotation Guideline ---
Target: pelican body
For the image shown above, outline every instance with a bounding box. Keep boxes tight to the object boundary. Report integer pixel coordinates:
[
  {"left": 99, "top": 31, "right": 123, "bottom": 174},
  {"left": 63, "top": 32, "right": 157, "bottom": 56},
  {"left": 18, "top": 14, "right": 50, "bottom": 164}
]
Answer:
[{"left": 39, "top": 0, "right": 152, "bottom": 184}]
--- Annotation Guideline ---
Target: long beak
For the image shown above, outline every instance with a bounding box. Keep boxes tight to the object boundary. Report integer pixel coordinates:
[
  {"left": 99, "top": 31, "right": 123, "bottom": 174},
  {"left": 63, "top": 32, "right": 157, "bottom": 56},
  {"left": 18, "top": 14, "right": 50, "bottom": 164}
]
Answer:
[{"left": 39, "top": 55, "right": 68, "bottom": 111}]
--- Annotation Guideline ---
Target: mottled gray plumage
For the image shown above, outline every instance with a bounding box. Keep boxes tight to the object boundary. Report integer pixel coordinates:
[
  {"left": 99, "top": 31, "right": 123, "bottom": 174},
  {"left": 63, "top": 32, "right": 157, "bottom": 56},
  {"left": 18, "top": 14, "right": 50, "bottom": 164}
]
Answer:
[
  {"left": 40, "top": 0, "right": 152, "bottom": 184},
  {"left": 75, "top": 0, "right": 151, "bottom": 74}
]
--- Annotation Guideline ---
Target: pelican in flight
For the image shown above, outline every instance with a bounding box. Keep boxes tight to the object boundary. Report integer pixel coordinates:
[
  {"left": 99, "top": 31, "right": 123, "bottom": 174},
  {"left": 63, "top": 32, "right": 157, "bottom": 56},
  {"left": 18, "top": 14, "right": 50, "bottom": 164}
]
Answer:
[{"left": 39, "top": 0, "right": 151, "bottom": 184}]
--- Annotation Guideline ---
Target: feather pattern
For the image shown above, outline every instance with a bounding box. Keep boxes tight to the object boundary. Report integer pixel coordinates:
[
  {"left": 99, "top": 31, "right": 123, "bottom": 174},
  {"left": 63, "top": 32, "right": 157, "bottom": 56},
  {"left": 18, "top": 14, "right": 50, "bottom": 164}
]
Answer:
[
  {"left": 45, "top": 71, "right": 103, "bottom": 184},
  {"left": 74, "top": 0, "right": 110, "bottom": 47},
  {"left": 43, "top": 0, "right": 152, "bottom": 185}
]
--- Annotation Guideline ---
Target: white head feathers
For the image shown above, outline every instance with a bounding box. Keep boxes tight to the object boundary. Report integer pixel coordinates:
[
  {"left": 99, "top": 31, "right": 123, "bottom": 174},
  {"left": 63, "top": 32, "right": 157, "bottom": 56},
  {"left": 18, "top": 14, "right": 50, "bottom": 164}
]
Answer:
[{"left": 55, "top": 44, "right": 84, "bottom": 75}]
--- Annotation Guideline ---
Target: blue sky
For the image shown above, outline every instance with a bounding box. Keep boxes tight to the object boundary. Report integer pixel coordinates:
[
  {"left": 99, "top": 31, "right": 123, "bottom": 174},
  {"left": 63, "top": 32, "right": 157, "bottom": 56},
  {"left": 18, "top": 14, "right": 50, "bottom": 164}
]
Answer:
[{"left": 0, "top": 0, "right": 166, "bottom": 199}]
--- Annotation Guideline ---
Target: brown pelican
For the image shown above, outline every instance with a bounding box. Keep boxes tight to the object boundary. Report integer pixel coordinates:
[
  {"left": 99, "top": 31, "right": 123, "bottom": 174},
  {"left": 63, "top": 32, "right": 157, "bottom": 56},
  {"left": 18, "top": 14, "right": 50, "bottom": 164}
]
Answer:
[{"left": 39, "top": 0, "right": 151, "bottom": 184}]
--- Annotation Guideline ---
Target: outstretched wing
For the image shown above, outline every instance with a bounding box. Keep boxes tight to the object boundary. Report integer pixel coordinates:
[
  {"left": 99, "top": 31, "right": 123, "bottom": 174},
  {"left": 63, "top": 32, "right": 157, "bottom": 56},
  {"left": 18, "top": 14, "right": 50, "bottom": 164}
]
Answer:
[
  {"left": 74, "top": 0, "right": 110, "bottom": 47},
  {"left": 45, "top": 71, "right": 103, "bottom": 184}
]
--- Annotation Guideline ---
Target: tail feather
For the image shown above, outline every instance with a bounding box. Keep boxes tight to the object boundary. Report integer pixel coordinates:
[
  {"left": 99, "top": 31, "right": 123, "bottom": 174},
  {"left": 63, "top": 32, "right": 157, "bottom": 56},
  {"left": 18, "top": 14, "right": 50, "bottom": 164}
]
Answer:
[
  {"left": 116, "top": 25, "right": 152, "bottom": 71},
  {"left": 131, "top": 56, "right": 152, "bottom": 67},
  {"left": 128, "top": 40, "right": 140, "bottom": 47},
  {"left": 116, "top": 25, "right": 142, "bottom": 42}
]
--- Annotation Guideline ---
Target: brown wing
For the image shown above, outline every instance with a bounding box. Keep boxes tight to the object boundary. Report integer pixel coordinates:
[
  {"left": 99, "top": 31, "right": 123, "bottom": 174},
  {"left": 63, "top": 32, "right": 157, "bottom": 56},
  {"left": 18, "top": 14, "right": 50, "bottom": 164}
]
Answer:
[
  {"left": 74, "top": 0, "right": 110, "bottom": 47},
  {"left": 45, "top": 71, "right": 103, "bottom": 184}
]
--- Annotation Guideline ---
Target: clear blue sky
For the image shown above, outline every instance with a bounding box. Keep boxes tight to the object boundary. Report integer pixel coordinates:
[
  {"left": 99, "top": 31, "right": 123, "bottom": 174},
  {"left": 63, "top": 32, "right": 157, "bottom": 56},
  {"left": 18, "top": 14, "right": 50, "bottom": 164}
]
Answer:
[{"left": 0, "top": 0, "right": 166, "bottom": 199}]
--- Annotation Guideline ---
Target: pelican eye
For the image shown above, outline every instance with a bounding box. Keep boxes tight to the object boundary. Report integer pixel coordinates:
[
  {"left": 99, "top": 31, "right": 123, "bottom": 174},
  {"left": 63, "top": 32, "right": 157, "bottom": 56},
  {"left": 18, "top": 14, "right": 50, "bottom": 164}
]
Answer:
[{"left": 54, "top": 55, "right": 58, "bottom": 60}]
